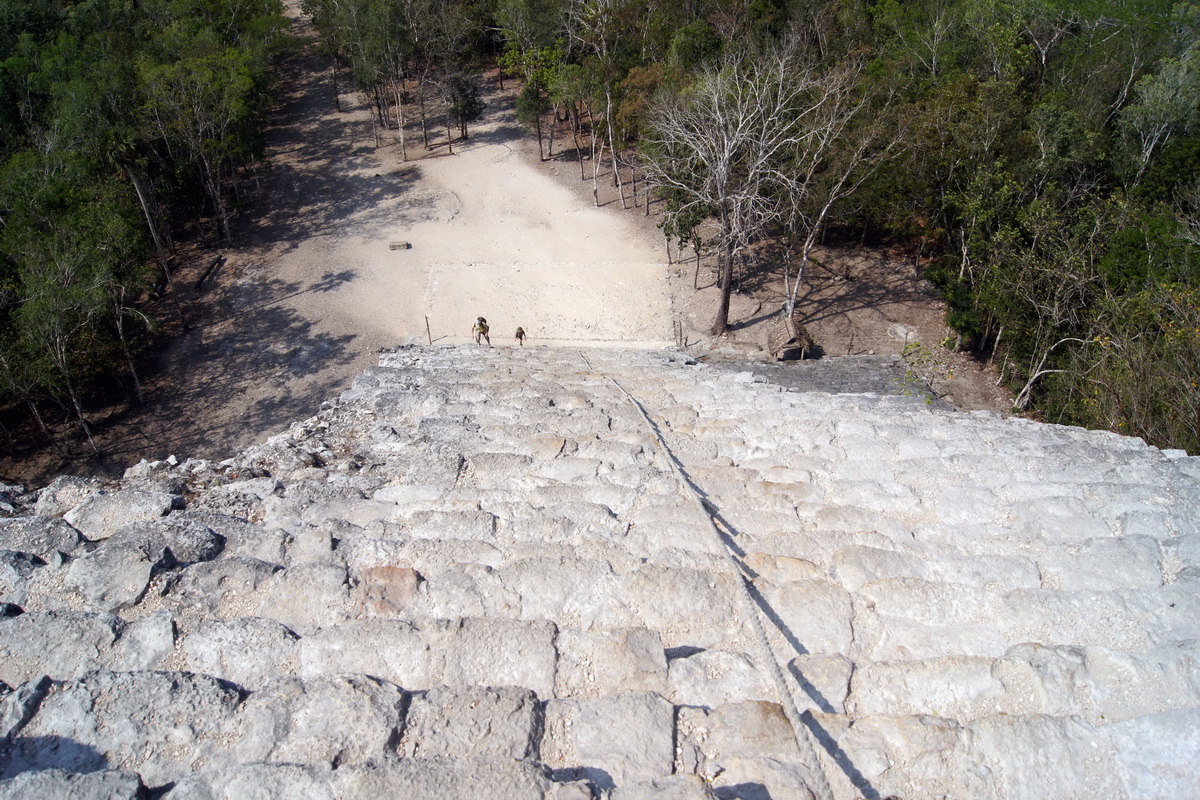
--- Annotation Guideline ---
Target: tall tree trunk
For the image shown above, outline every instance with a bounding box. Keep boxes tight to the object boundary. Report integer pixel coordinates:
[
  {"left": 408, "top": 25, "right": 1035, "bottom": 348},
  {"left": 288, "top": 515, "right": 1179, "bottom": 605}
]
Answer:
[
  {"left": 393, "top": 79, "right": 408, "bottom": 161},
  {"left": 592, "top": 139, "right": 605, "bottom": 206},
  {"left": 123, "top": 163, "right": 170, "bottom": 284},
  {"left": 712, "top": 204, "right": 733, "bottom": 335},
  {"left": 572, "top": 103, "right": 585, "bottom": 180},
  {"left": 63, "top": 378, "right": 99, "bottom": 456},
  {"left": 332, "top": 55, "right": 342, "bottom": 112},
  {"left": 199, "top": 151, "right": 230, "bottom": 243},
  {"left": 113, "top": 287, "right": 144, "bottom": 404},
  {"left": 420, "top": 83, "right": 430, "bottom": 148},
  {"left": 25, "top": 400, "right": 67, "bottom": 457},
  {"left": 606, "top": 90, "right": 626, "bottom": 208},
  {"left": 547, "top": 102, "right": 556, "bottom": 159}
]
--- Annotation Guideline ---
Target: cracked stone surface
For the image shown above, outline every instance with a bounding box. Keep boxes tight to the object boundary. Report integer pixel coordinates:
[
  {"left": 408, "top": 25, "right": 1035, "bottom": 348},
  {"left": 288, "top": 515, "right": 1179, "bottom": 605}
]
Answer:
[{"left": 0, "top": 345, "right": 1197, "bottom": 799}]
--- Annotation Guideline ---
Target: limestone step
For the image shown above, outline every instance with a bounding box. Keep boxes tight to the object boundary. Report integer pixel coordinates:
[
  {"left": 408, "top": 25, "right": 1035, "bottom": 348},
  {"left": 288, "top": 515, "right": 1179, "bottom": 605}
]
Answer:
[{"left": 1, "top": 343, "right": 1197, "bottom": 799}]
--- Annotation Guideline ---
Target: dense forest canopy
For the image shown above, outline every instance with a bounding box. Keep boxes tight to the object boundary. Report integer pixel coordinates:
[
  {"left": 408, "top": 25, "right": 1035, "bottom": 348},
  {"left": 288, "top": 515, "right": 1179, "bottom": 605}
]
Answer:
[
  {"left": 2, "top": 0, "right": 1198, "bottom": 459},
  {"left": 0, "top": 0, "right": 287, "bottom": 454}
]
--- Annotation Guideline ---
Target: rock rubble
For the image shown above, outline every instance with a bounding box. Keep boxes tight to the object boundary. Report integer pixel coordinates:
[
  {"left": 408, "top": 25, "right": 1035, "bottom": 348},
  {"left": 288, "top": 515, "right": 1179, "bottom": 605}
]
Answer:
[{"left": 1, "top": 344, "right": 1197, "bottom": 799}]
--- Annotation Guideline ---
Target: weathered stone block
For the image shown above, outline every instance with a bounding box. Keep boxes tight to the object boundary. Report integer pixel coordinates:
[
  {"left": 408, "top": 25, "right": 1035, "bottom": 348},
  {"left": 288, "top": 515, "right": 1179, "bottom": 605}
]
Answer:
[
  {"left": 183, "top": 616, "right": 301, "bottom": 690},
  {"left": 237, "top": 674, "right": 408, "bottom": 765},
  {"left": 165, "top": 556, "right": 283, "bottom": 618},
  {"left": 0, "top": 610, "right": 123, "bottom": 685},
  {"left": 542, "top": 691, "right": 675, "bottom": 789},
  {"left": 667, "top": 649, "right": 774, "bottom": 708},
  {"left": 555, "top": 627, "right": 667, "bottom": 699},
  {"left": 399, "top": 685, "right": 539, "bottom": 759},
  {"left": 0, "top": 517, "right": 86, "bottom": 557},
  {"left": 0, "top": 769, "right": 145, "bottom": 800},
  {"left": 753, "top": 578, "right": 852, "bottom": 655},
  {"left": 675, "top": 701, "right": 814, "bottom": 800},
  {"left": 63, "top": 489, "right": 176, "bottom": 541},
  {"left": 431, "top": 617, "right": 558, "bottom": 699},
  {"left": 32, "top": 476, "right": 102, "bottom": 519},
  {"left": 5, "top": 670, "right": 243, "bottom": 785},
  {"left": 300, "top": 619, "right": 431, "bottom": 688}
]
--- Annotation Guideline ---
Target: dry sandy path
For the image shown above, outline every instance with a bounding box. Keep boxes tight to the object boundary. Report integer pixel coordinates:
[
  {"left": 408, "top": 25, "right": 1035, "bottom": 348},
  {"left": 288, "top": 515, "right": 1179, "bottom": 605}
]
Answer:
[{"left": 78, "top": 6, "right": 672, "bottom": 473}]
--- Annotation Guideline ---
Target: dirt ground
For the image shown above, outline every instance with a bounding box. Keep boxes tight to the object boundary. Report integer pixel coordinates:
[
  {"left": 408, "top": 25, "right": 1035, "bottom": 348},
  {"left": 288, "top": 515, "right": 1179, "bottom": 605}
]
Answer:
[{"left": 0, "top": 4, "right": 1009, "bottom": 488}]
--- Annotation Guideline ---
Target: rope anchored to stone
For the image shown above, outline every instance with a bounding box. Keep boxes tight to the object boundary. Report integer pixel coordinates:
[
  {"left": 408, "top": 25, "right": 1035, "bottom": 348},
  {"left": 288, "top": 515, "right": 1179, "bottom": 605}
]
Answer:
[{"left": 577, "top": 350, "right": 836, "bottom": 800}]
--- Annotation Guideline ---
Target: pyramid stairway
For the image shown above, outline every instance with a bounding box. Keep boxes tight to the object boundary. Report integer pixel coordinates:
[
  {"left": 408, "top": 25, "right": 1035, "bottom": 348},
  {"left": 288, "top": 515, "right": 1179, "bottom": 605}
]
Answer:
[{"left": 1, "top": 345, "right": 1198, "bottom": 799}]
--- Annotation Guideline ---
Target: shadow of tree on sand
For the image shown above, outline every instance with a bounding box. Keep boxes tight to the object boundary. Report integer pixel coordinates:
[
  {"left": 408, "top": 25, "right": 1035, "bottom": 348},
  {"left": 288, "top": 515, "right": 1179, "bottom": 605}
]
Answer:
[{"left": 95, "top": 271, "right": 359, "bottom": 466}]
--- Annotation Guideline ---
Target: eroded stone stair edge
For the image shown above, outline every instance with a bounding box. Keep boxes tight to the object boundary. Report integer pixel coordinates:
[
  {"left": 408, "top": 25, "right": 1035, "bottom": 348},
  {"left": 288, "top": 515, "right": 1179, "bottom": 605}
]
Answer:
[{"left": 578, "top": 349, "right": 836, "bottom": 800}]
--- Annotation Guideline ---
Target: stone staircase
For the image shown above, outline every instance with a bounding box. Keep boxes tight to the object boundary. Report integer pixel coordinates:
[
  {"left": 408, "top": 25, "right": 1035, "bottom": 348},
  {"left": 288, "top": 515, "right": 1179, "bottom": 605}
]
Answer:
[{"left": 1, "top": 345, "right": 1198, "bottom": 799}]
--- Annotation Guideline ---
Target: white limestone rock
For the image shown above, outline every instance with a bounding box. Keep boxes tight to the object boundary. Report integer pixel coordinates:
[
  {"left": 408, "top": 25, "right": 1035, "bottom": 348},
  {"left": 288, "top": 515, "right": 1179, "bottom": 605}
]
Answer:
[
  {"left": 0, "top": 675, "right": 50, "bottom": 738},
  {"left": 555, "top": 627, "right": 668, "bottom": 699},
  {"left": 409, "top": 561, "right": 512, "bottom": 619},
  {"left": 666, "top": 649, "right": 774, "bottom": 708},
  {"left": 831, "top": 712, "right": 965, "bottom": 799},
  {"left": 63, "top": 541, "right": 163, "bottom": 613},
  {"left": 847, "top": 656, "right": 1043, "bottom": 720},
  {"left": 0, "top": 516, "right": 87, "bottom": 558},
  {"left": 952, "top": 714, "right": 1123, "bottom": 799},
  {"left": 753, "top": 578, "right": 852, "bottom": 656},
  {"left": 164, "top": 557, "right": 283, "bottom": 619},
  {"left": 0, "top": 551, "right": 43, "bottom": 607},
  {"left": 675, "top": 701, "right": 815, "bottom": 800},
  {"left": 62, "top": 489, "right": 177, "bottom": 541},
  {"left": 1110, "top": 707, "right": 1200, "bottom": 797},
  {"left": 172, "top": 511, "right": 287, "bottom": 564},
  {"left": 495, "top": 557, "right": 622, "bottom": 626},
  {"left": 190, "top": 478, "right": 283, "bottom": 522},
  {"left": 237, "top": 674, "right": 408, "bottom": 765},
  {"left": 252, "top": 561, "right": 353, "bottom": 629},
  {"left": 1000, "top": 588, "right": 1158, "bottom": 651},
  {"left": 111, "top": 516, "right": 226, "bottom": 564},
  {"left": 789, "top": 655, "right": 853, "bottom": 714},
  {"left": 300, "top": 619, "right": 431, "bottom": 688},
  {"left": 742, "top": 553, "right": 825, "bottom": 585},
  {"left": 3, "top": 670, "right": 243, "bottom": 785},
  {"left": 334, "top": 757, "right": 572, "bottom": 799},
  {"left": 1036, "top": 535, "right": 1164, "bottom": 591},
  {"left": 164, "top": 762, "right": 335, "bottom": 800},
  {"left": 542, "top": 691, "right": 675, "bottom": 789},
  {"left": 32, "top": 476, "right": 102, "bottom": 518},
  {"left": 183, "top": 616, "right": 301, "bottom": 690},
  {"left": 0, "top": 769, "right": 145, "bottom": 800},
  {"left": 399, "top": 685, "right": 539, "bottom": 759},
  {"left": 463, "top": 452, "right": 535, "bottom": 488},
  {"left": 609, "top": 775, "right": 718, "bottom": 800},
  {"left": 0, "top": 611, "right": 123, "bottom": 685},
  {"left": 430, "top": 617, "right": 558, "bottom": 700},
  {"left": 617, "top": 565, "right": 744, "bottom": 650},
  {"left": 109, "top": 610, "right": 176, "bottom": 672},
  {"left": 404, "top": 509, "right": 499, "bottom": 542},
  {"left": 1008, "top": 640, "right": 1200, "bottom": 723}
]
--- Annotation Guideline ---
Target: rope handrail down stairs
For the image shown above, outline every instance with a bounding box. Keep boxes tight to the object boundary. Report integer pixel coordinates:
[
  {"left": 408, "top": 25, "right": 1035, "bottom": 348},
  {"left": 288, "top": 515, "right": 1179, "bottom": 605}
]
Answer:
[{"left": 577, "top": 351, "right": 837, "bottom": 800}]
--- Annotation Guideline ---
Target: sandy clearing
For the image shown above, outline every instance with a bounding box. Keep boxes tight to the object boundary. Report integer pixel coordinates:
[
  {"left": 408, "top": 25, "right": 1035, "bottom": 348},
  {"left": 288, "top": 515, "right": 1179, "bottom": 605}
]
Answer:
[
  {"left": 66, "top": 3, "right": 672, "bottom": 473},
  {"left": 236, "top": 3, "right": 672, "bottom": 353}
]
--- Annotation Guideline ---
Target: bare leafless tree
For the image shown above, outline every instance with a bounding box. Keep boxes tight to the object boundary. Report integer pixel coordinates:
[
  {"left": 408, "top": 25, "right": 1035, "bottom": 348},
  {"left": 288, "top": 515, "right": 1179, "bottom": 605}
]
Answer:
[
  {"left": 642, "top": 43, "right": 818, "bottom": 333},
  {"left": 643, "top": 41, "right": 896, "bottom": 334},
  {"left": 779, "top": 61, "right": 901, "bottom": 320}
]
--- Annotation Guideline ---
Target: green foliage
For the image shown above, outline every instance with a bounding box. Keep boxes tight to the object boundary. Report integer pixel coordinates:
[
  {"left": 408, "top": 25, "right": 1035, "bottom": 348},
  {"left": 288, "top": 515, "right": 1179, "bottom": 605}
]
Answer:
[
  {"left": 668, "top": 19, "right": 723, "bottom": 70},
  {"left": 0, "top": 0, "right": 283, "bottom": 449}
]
